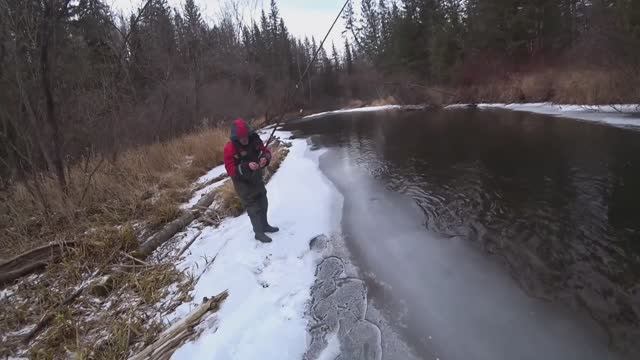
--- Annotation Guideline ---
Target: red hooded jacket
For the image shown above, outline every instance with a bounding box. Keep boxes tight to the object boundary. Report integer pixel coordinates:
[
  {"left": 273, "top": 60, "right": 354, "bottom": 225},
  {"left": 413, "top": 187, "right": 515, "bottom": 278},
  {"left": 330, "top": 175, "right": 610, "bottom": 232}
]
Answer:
[{"left": 223, "top": 119, "right": 271, "bottom": 179}]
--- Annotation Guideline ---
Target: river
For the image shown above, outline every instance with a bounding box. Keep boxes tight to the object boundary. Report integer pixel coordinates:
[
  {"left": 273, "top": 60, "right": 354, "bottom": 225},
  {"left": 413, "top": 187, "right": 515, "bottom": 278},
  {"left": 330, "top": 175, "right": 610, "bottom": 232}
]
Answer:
[{"left": 286, "top": 107, "right": 640, "bottom": 360}]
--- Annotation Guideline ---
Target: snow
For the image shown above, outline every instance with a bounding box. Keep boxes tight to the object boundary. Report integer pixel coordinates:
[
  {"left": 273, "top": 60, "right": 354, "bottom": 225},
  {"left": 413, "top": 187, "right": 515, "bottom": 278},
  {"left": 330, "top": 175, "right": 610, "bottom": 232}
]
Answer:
[
  {"left": 181, "top": 178, "right": 229, "bottom": 210},
  {"left": 317, "top": 332, "right": 341, "bottom": 360},
  {"left": 304, "top": 105, "right": 405, "bottom": 119},
  {"left": 194, "top": 164, "right": 226, "bottom": 185},
  {"left": 447, "top": 103, "right": 640, "bottom": 129},
  {"left": 0, "top": 288, "right": 13, "bottom": 300},
  {"left": 169, "top": 132, "right": 343, "bottom": 360}
]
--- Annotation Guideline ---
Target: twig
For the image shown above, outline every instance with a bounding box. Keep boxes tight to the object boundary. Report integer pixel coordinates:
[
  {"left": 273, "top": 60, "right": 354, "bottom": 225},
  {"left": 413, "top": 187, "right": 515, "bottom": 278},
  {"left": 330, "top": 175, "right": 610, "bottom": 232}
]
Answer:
[
  {"left": 24, "top": 284, "right": 87, "bottom": 343},
  {"left": 79, "top": 155, "right": 106, "bottom": 205},
  {"left": 200, "top": 216, "right": 217, "bottom": 226},
  {"left": 111, "top": 263, "right": 160, "bottom": 269},
  {"left": 177, "top": 231, "right": 202, "bottom": 258}
]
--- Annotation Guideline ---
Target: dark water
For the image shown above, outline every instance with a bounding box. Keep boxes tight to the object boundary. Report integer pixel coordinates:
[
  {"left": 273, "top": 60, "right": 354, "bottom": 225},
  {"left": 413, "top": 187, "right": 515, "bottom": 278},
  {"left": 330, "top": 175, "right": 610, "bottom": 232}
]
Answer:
[{"left": 286, "top": 109, "right": 640, "bottom": 359}]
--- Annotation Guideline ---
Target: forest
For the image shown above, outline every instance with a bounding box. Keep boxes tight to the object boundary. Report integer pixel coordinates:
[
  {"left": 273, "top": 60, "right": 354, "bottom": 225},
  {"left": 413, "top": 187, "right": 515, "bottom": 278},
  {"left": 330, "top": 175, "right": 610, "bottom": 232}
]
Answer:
[
  {"left": 1, "top": 1, "right": 639, "bottom": 357},
  {"left": 1, "top": 0, "right": 639, "bottom": 187}
]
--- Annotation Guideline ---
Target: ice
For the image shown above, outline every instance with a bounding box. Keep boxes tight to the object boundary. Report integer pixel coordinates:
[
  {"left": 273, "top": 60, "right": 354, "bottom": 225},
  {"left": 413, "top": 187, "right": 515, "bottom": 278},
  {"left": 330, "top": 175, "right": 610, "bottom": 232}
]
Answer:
[
  {"left": 317, "top": 332, "right": 341, "bottom": 360},
  {"left": 170, "top": 132, "right": 343, "bottom": 360},
  {"left": 320, "top": 148, "right": 618, "bottom": 360},
  {"left": 447, "top": 103, "right": 640, "bottom": 129}
]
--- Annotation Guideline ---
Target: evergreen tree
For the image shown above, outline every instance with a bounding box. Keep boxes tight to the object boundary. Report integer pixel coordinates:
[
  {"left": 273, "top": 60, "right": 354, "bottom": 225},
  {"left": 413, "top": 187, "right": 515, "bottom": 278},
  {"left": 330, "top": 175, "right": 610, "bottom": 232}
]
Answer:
[
  {"left": 331, "top": 42, "right": 341, "bottom": 71},
  {"left": 360, "top": 0, "right": 381, "bottom": 61},
  {"left": 344, "top": 39, "right": 354, "bottom": 74}
]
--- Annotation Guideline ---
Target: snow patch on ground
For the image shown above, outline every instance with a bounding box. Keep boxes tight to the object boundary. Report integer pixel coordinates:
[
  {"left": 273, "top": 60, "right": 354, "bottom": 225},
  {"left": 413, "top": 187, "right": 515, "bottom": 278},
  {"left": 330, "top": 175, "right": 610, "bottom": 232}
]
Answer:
[
  {"left": 169, "top": 132, "right": 343, "bottom": 360},
  {"left": 0, "top": 288, "right": 14, "bottom": 300},
  {"left": 447, "top": 103, "right": 640, "bottom": 129},
  {"left": 304, "top": 105, "right": 405, "bottom": 119},
  {"left": 181, "top": 178, "right": 229, "bottom": 210},
  {"left": 194, "top": 164, "right": 226, "bottom": 185}
]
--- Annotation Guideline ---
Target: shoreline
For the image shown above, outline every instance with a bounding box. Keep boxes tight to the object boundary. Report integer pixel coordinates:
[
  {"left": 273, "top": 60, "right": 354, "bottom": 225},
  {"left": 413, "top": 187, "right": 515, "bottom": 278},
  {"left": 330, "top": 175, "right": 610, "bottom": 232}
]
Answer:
[
  {"left": 301, "top": 101, "right": 640, "bottom": 130},
  {"left": 168, "top": 131, "right": 345, "bottom": 359}
]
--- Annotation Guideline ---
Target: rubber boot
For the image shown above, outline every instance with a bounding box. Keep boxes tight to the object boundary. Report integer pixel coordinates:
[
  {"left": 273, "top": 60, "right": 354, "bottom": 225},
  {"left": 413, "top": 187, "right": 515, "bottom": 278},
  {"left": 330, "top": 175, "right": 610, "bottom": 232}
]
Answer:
[
  {"left": 255, "top": 232, "right": 273, "bottom": 243},
  {"left": 257, "top": 196, "right": 278, "bottom": 233}
]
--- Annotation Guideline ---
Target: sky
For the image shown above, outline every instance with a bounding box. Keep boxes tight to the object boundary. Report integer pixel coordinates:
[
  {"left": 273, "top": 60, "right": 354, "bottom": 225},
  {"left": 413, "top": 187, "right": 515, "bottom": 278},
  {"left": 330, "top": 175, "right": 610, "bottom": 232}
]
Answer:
[{"left": 109, "top": 0, "right": 348, "bottom": 49}]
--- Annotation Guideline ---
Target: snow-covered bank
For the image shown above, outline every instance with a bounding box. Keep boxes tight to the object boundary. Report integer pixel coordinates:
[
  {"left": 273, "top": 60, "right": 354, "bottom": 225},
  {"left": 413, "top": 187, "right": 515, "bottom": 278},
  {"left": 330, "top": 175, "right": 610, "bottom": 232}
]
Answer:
[
  {"left": 303, "top": 105, "right": 407, "bottom": 119},
  {"left": 194, "top": 164, "right": 227, "bottom": 185},
  {"left": 168, "top": 133, "right": 343, "bottom": 359},
  {"left": 181, "top": 164, "right": 229, "bottom": 209},
  {"left": 447, "top": 103, "right": 640, "bottom": 129}
]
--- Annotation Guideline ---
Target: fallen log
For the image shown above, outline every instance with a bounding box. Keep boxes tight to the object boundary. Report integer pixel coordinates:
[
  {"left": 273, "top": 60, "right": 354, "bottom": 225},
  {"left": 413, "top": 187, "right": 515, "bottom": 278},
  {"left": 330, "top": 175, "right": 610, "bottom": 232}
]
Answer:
[
  {"left": 1, "top": 186, "right": 219, "bottom": 287},
  {"left": 129, "top": 291, "right": 229, "bottom": 360},
  {"left": 135, "top": 190, "right": 217, "bottom": 259},
  {"left": 0, "top": 241, "right": 77, "bottom": 286},
  {"left": 194, "top": 173, "right": 228, "bottom": 191}
]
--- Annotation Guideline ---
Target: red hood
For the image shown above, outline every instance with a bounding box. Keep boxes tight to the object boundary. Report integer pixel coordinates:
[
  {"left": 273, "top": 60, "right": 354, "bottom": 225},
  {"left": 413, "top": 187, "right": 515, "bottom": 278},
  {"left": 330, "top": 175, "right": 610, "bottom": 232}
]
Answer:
[{"left": 230, "top": 118, "right": 253, "bottom": 141}]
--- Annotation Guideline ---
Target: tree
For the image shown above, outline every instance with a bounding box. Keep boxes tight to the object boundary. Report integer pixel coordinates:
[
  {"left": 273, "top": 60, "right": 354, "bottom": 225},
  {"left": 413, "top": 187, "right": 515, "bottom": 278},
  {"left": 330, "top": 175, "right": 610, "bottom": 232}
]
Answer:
[
  {"left": 344, "top": 39, "right": 354, "bottom": 74},
  {"left": 331, "top": 42, "right": 341, "bottom": 71},
  {"left": 181, "top": 0, "right": 204, "bottom": 123},
  {"left": 359, "top": 0, "right": 381, "bottom": 61}
]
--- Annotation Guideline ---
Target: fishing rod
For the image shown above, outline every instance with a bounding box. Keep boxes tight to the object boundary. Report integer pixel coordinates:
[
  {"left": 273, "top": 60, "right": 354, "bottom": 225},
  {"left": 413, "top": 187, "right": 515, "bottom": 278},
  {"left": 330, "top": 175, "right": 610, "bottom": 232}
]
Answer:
[{"left": 263, "top": 0, "right": 350, "bottom": 148}]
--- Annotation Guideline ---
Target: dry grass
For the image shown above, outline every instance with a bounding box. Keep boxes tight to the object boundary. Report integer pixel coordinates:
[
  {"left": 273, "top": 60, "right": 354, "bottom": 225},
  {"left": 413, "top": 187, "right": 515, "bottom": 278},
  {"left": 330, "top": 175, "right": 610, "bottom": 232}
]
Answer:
[
  {"left": 0, "top": 129, "right": 292, "bottom": 358},
  {"left": 343, "top": 96, "right": 399, "bottom": 109},
  {"left": 218, "top": 181, "right": 245, "bottom": 217},
  {"left": 345, "top": 99, "right": 366, "bottom": 108},
  {"left": 0, "top": 127, "right": 228, "bottom": 357},
  {"left": 1, "top": 230, "right": 192, "bottom": 359},
  {"left": 454, "top": 68, "right": 640, "bottom": 104},
  {"left": 0, "top": 127, "right": 228, "bottom": 259},
  {"left": 369, "top": 96, "right": 399, "bottom": 106},
  {"left": 263, "top": 144, "right": 290, "bottom": 182}
]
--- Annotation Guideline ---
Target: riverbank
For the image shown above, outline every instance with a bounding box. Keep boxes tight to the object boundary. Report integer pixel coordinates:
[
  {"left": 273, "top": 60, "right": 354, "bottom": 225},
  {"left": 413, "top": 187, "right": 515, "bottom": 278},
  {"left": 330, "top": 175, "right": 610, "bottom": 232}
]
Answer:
[
  {"left": 0, "top": 126, "right": 291, "bottom": 357},
  {"left": 447, "top": 103, "right": 640, "bottom": 129},
  {"left": 310, "top": 100, "right": 640, "bottom": 130},
  {"left": 168, "top": 131, "right": 343, "bottom": 359}
]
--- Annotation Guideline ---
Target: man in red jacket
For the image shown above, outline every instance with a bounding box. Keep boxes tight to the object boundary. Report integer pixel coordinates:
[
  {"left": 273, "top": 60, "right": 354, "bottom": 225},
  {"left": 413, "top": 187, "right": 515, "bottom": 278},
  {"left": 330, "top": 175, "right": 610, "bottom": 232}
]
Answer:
[{"left": 223, "top": 119, "right": 279, "bottom": 243}]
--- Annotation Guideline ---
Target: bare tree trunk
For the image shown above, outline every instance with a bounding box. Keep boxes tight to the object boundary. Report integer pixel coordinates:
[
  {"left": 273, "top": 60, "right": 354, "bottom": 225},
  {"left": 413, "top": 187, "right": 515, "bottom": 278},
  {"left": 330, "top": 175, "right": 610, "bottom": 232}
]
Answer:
[
  {"left": 39, "top": 0, "right": 66, "bottom": 192},
  {"left": 194, "top": 68, "right": 201, "bottom": 125},
  {"left": 159, "top": 90, "right": 170, "bottom": 138},
  {"left": 14, "top": 52, "right": 55, "bottom": 175}
]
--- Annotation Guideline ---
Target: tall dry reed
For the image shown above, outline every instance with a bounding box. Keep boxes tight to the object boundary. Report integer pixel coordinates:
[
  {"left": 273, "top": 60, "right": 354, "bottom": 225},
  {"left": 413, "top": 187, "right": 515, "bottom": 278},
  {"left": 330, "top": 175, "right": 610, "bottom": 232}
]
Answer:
[{"left": 0, "top": 127, "right": 229, "bottom": 258}]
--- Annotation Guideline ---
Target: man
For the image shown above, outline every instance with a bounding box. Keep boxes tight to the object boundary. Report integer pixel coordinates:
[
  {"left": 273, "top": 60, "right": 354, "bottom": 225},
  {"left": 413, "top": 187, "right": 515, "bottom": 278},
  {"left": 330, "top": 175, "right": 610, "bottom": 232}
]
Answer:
[{"left": 223, "top": 118, "right": 279, "bottom": 243}]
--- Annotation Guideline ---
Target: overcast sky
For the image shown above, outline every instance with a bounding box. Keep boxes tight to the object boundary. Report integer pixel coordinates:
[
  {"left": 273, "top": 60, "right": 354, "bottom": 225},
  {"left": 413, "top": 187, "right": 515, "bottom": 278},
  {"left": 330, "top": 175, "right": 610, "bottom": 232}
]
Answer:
[{"left": 108, "top": 0, "right": 348, "bottom": 49}]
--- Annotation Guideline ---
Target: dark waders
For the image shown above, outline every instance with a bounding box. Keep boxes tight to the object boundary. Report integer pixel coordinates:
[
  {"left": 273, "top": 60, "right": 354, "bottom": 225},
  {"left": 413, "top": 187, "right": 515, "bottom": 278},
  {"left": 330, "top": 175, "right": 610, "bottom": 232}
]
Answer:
[{"left": 233, "top": 178, "right": 269, "bottom": 235}]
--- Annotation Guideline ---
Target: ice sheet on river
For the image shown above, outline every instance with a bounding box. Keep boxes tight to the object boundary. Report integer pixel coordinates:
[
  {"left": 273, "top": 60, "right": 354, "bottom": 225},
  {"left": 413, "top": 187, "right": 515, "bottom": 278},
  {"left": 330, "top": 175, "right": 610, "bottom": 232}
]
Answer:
[{"left": 448, "top": 103, "right": 640, "bottom": 129}]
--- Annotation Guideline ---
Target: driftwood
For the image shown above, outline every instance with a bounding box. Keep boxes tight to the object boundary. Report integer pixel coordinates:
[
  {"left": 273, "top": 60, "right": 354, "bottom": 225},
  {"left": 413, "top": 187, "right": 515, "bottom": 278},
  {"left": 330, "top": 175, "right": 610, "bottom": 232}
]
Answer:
[
  {"left": 135, "top": 190, "right": 217, "bottom": 259},
  {"left": 129, "top": 291, "right": 229, "bottom": 360},
  {"left": 0, "top": 241, "right": 77, "bottom": 286},
  {"left": 1, "top": 186, "right": 218, "bottom": 288}
]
